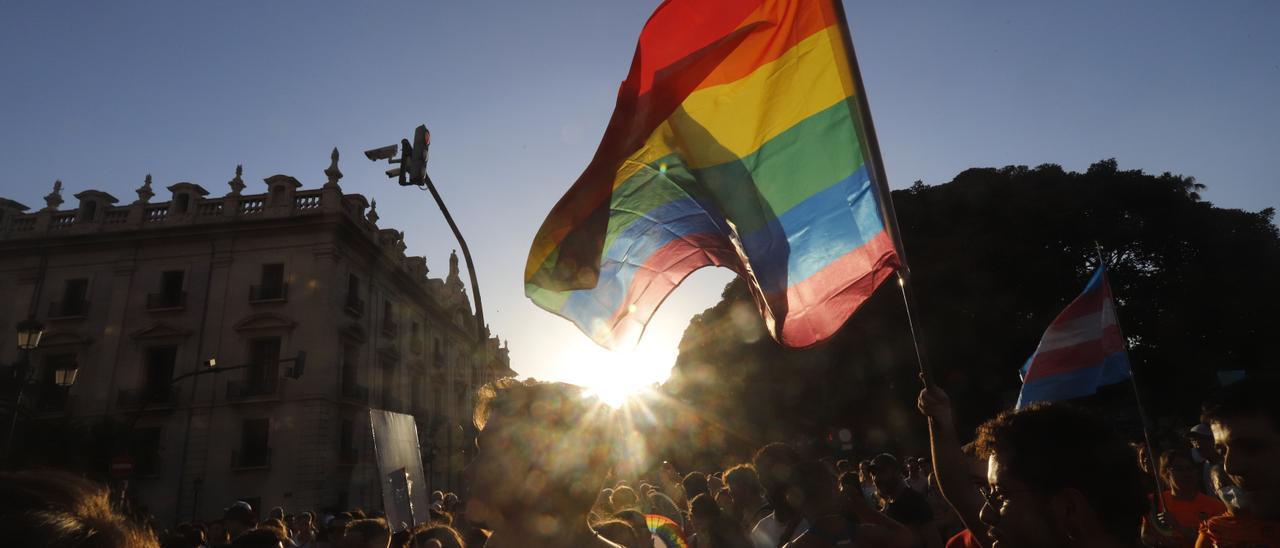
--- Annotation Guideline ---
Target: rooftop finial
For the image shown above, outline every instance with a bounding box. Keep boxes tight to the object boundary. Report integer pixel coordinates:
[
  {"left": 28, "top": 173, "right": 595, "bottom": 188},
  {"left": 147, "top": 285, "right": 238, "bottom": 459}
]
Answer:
[
  {"left": 448, "top": 249, "right": 460, "bottom": 282},
  {"left": 44, "top": 180, "right": 64, "bottom": 210},
  {"left": 367, "top": 199, "right": 379, "bottom": 224},
  {"left": 228, "top": 164, "right": 245, "bottom": 195},
  {"left": 324, "top": 147, "right": 343, "bottom": 188},
  {"left": 135, "top": 174, "right": 155, "bottom": 204}
]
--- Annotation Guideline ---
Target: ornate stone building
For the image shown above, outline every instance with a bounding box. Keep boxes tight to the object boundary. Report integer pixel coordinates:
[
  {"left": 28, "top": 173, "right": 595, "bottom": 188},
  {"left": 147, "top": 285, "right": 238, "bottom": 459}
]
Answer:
[{"left": 0, "top": 150, "right": 514, "bottom": 524}]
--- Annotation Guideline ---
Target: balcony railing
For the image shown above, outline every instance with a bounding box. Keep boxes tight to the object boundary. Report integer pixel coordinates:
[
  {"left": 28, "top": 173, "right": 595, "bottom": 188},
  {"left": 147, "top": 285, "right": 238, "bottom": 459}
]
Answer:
[
  {"left": 341, "top": 381, "right": 369, "bottom": 404},
  {"left": 248, "top": 284, "right": 288, "bottom": 302},
  {"left": 146, "top": 291, "right": 187, "bottom": 310},
  {"left": 0, "top": 181, "right": 375, "bottom": 241},
  {"left": 226, "top": 377, "right": 281, "bottom": 401},
  {"left": 48, "top": 300, "right": 90, "bottom": 318},
  {"left": 231, "top": 448, "right": 272, "bottom": 470},
  {"left": 117, "top": 387, "right": 178, "bottom": 408}
]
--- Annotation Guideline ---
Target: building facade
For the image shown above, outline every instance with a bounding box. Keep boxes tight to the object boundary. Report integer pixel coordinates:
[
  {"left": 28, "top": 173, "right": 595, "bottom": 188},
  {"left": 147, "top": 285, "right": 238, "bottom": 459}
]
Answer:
[{"left": 0, "top": 151, "right": 513, "bottom": 524}]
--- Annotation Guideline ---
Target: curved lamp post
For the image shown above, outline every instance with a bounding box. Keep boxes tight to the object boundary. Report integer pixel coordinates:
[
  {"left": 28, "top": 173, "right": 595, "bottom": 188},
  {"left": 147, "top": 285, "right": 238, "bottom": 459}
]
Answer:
[{"left": 5, "top": 316, "right": 50, "bottom": 458}]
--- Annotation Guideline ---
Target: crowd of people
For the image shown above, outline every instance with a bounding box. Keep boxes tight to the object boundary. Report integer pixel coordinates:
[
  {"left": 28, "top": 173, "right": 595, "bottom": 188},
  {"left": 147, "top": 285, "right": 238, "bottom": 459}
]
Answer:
[{"left": 1, "top": 377, "right": 1277, "bottom": 547}]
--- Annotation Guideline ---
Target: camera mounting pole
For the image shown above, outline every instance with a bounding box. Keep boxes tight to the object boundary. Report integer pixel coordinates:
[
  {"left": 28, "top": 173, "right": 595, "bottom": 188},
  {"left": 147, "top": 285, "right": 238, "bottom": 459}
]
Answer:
[{"left": 366, "top": 126, "right": 487, "bottom": 344}]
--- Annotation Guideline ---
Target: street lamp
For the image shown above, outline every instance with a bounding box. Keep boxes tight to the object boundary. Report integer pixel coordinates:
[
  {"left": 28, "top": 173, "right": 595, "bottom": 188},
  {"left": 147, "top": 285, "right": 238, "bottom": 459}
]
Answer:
[
  {"left": 5, "top": 316, "right": 49, "bottom": 459},
  {"left": 53, "top": 365, "right": 78, "bottom": 387},
  {"left": 15, "top": 317, "right": 44, "bottom": 351}
]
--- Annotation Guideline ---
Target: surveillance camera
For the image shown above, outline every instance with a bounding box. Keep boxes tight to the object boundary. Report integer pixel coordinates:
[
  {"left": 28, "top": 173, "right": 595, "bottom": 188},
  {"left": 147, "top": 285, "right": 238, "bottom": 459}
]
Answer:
[{"left": 364, "top": 144, "right": 399, "bottom": 161}]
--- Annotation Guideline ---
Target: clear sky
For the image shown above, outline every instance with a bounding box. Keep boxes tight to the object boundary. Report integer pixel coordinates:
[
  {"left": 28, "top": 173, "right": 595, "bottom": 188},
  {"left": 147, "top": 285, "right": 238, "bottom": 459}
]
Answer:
[{"left": 2, "top": 1, "right": 1277, "bottom": 391}]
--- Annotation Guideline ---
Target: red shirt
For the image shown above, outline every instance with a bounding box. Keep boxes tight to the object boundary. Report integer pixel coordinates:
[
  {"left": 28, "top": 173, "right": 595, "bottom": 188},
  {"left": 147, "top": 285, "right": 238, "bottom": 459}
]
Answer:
[
  {"left": 1199, "top": 513, "right": 1280, "bottom": 547},
  {"left": 946, "top": 529, "right": 983, "bottom": 548},
  {"left": 1155, "top": 490, "right": 1227, "bottom": 531}
]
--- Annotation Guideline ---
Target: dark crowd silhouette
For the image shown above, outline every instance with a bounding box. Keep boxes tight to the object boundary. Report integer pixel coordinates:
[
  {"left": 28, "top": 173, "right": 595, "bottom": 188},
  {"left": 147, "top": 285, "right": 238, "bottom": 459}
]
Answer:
[{"left": 2, "top": 377, "right": 1278, "bottom": 547}]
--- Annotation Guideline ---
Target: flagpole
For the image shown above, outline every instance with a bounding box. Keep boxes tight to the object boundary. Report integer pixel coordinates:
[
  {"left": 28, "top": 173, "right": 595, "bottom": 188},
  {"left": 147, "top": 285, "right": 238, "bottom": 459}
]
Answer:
[
  {"left": 831, "top": 0, "right": 932, "bottom": 384},
  {"left": 1094, "top": 244, "right": 1167, "bottom": 515}
]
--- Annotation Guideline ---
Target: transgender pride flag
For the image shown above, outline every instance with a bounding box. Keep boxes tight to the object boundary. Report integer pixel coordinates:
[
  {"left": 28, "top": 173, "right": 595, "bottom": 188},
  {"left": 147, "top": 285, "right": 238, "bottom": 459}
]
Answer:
[{"left": 1016, "top": 265, "right": 1132, "bottom": 409}]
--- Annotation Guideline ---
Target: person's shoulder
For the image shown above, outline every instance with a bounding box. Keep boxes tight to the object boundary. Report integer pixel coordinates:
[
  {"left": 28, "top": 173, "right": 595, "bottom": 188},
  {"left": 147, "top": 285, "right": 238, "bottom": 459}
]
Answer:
[{"left": 752, "top": 512, "right": 778, "bottom": 532}]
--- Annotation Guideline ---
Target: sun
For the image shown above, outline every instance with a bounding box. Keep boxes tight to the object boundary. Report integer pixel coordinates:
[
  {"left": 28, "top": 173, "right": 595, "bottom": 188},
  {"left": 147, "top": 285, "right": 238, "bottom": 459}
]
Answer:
[{"left": 557, "top": 339, "right": 675, "bottom": 408}]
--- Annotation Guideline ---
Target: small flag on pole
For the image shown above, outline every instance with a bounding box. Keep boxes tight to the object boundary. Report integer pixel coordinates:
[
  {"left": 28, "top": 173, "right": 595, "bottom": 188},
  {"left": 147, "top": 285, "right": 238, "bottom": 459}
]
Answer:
[
  {"left": 525, "top": 0, "right": 901, "bottom": 349},
  {"left": 1017, "top": 265, "right": 1131, "bottom": 408}
]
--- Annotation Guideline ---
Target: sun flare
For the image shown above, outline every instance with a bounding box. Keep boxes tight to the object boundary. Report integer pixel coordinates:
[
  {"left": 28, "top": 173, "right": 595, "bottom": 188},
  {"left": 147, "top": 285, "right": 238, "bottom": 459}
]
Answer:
[{"left": 557, "top": 340, "right": 675, "bottom": 408}]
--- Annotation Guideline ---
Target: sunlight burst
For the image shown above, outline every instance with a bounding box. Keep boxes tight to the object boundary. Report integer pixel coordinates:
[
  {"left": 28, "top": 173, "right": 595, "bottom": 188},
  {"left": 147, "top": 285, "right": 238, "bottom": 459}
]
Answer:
[{"left": 559, "top": 341, "right": 675, "bottom": 409}]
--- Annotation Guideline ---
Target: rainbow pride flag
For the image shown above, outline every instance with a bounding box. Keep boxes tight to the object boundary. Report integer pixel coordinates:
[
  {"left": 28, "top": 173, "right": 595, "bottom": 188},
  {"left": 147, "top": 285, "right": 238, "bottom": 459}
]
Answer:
[
  {"left": 526, "top": 0, "right": 901, "bottom": 348},
  {"left": 645, "top": 513, "right": 689, "bottom": 548}
]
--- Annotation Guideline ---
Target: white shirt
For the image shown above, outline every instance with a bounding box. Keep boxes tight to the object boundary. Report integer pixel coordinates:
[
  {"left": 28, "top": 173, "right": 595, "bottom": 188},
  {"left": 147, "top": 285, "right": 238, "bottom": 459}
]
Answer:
[{"left": 750, "top": 512, "right": 808, "bottom": 548}]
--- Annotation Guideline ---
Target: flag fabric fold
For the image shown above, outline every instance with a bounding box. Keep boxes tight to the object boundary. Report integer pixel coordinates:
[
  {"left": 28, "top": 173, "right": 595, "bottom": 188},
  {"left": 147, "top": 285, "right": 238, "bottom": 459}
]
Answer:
[
  {"left": 525, "top": 0, "right": 901, "bottom": 349},
  {"left": 1016, "top": 265, "right": 1132, "bottom": 408}
]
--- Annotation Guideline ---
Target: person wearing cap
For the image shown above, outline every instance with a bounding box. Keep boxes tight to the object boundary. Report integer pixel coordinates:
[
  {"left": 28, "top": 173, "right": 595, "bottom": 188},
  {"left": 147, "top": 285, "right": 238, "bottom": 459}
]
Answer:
[{"left": 870, "top": 453, "right": 939, "bottom": 547}]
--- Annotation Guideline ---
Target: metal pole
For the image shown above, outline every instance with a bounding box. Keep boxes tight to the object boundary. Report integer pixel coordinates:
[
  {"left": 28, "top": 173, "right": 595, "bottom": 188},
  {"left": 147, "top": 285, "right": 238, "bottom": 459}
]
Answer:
[
  {"left": 1094, "top": 245, "right": 1167, "bottom": 513},
  {"left": 830, "top": 0, "right": 932, "bottom": 384},
  {"left": 4, "top": 350, "right": 32, "bottom": 459},
  {"left": 417, "top": 179, "right": 486, "bottom": 344},
  {"left": 7, "top": 253, "right": 50, "bottom": 459}
]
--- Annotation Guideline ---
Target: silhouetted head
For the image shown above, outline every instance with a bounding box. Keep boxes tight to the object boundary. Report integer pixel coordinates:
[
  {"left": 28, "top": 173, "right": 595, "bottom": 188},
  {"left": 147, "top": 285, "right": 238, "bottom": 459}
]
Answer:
[
  {"left": 753, "top": 442, "right": 802, "bottom": 521},
  {"left": 610, "top": 485, "right": 639, "bottom": 511},
  {"left": 724, "top": 464, "right": 763, "bottom": 503},
  {"left": 682, "top": 472, "right": 710, "bottom": 504},
  {"left": 343, "top": 518, "right": 390, "bottom": 548},
  {"left": 0, "top": 470, "right": 159, "bottom": 547},
  {"left": 974, "top": 403, "right": 1146, "bottom": 548},
  {"left": 1203, "top": 378, "right": 1280, "bottom": 517},
  {"left": 868, "top": 453, "right": 904, "bottom": 496},
  {"left": 411, "top": 523, "right": 463, "bottom": 548},
  {"left": 592, "top": 519, "right": 638, "bottom": 548},
  {"left": 466, "top": 379, "right": 613, "bottom": 536}
]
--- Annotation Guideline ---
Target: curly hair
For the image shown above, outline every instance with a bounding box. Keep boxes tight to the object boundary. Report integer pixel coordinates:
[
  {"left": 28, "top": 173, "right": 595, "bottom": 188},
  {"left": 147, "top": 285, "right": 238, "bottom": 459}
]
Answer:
[{"left": 973, "top": 402, "right": 1148, "bottom": 544}]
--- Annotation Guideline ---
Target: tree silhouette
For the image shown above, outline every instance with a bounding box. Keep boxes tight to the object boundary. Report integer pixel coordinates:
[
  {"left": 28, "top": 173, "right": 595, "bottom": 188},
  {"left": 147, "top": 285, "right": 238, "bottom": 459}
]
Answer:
[{"left": 661, "top": 159, "right": 1280, "bottom": 464}]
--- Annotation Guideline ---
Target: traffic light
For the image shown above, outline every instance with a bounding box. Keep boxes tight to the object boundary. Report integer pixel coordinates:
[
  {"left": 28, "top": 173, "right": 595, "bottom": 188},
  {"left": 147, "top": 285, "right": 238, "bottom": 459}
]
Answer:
[
  {"left": 406, "top": 124, "right": 429, "bottom": 185},
  {"left": 372, "top": 125, "right": 431, "bottom": 186}
]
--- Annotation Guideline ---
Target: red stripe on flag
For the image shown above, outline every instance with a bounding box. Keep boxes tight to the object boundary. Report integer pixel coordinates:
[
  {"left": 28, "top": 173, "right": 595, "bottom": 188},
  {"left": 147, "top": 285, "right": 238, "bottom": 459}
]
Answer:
[
  {"left": 1050, "top": 284, "right": 1107, "bottom": 325},
  {"left": 1023, "top": 324, "right": 1123, "bottom": 382},
  {"left": 772, "top": 230, "right": 899, "bottom": 347}
]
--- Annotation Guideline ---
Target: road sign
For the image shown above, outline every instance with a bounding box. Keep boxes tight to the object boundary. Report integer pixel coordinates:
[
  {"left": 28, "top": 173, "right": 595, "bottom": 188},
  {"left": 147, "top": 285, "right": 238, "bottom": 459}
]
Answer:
[{"left": 110, "top": 455, "right": 135, "bottom": 479}]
